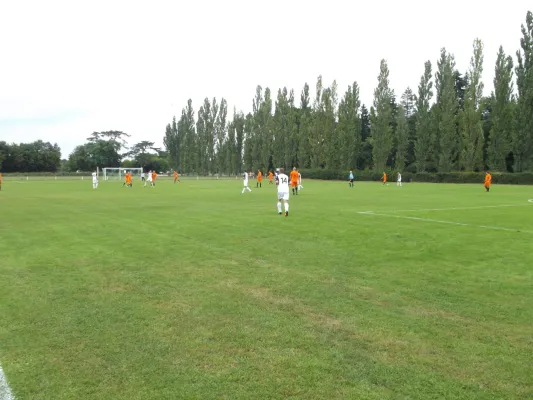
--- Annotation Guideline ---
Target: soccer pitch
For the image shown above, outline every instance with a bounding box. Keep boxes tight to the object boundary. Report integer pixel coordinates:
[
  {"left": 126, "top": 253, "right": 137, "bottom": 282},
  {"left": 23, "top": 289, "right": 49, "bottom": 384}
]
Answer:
[{"left": 1, "top": 179, "right": 532, "bottom": 399}]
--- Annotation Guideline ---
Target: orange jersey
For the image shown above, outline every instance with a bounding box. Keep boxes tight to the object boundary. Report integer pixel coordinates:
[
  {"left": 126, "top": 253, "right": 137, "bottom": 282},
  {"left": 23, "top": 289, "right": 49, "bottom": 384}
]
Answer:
[
  {"left": 290, "top": 170, "right": 298, "bottom": 184},
  {"left": 485, "top": 173, "right": 492, "bottom": 186},
  {"left": 125, "top": 173, "right": 131, "bottom": 183},
  {"left": 152, "top": 172, "right": 157, "bottom": 181},
  {"left": 257, "top": 171, "right": 262, "bottom": 182},
  {"left": 174, "top": 172, "right": 178, "bottom": 179},
  {"left": 383, "top": 173, "right": 387, "bottom": 182},
  {"left": 269, "top": 172, "right": 273, "bottom": 181},
  {"left": 0, "top": 173, "right": 2, "bottom": 183}
]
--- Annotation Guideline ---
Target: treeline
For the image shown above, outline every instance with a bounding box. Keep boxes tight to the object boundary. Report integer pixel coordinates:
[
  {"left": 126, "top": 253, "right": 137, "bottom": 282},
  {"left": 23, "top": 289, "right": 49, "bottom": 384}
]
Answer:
[
  {"left": 0, "top": 141, "right": 61, "bottom": 172},
  {"left": 163, "top": 11, "right": 533, "bottom": 175},
  {"left": 0, "top": 131, "right": 169, "bottom": 174},
  {"left": 2, "top": 12, "right": 532, "bottom": 177},
  {"left": 66, "top": 131, "right": 169, "bottom": 172}
]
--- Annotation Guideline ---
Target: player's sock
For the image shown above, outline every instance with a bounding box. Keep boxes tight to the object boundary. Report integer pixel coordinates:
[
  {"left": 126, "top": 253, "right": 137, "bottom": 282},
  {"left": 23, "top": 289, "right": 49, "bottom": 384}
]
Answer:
[
  {"left": 285, "top": 202, "right": 289, "bottom": 213},
  {"left": 277, "top": 202, "right": 282, "bottom": 214},
  {"left": 248, "top": 187, "right": 252, "bottom": 192},
  {"left": 242, "top": 188, "right": 245, "bottom": 194}
]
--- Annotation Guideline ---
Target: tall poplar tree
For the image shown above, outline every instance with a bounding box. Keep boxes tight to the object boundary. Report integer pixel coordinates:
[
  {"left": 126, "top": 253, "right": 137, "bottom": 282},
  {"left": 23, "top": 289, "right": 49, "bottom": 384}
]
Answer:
[
  {"left": 310, "top": 76, "right": 325, "bottom": 168},
  {"left": 215, "top": 99, "right": 228, "bottom": 174},
  {"left": 163, "top": 116, "right": 180, "bottom": 170},
  {"left": 337, "top": 82, "right": 362, "bottom": 169},
  {"left": 459, "top": 39, "right": 485, "bottom": 171},
  {"left": 370, "top": 59, "right": 394, "bottom": 172},
  {"left": 414, "top": 61, "right": 434, "bottom": 172},
  {"left": 395, "top": 104, "right": 409, "bottom": 171},
  {"left": 298, "top": 83, "right": 312, "bottom": 168},
  {"left": 488, "top": 46, "right": 514, "bottom": 171},
  {"left": 513, "top": 11, "right": 533, "bottom": 172},
  {"left": 436, "top": 49, "right": 459, "bottom": 172},
  {"left": 273, "top": 88, "right": 289, "bottom": 168},
  {"left": 401, "top": 87, "right": 417, "bottom": 166},
  {"left": 243, "top": 113, "right": 254, "bottom": 172},
  {"left": 234, "top": 109, "right": 245, "bottom": 174}
]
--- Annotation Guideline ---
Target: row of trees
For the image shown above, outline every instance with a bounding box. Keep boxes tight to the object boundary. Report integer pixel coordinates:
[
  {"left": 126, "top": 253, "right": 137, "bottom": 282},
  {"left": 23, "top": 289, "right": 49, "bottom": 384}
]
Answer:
[
  {"left": 0, "top": 132, "right": 169, "bottom": 173},
  {"left": 66, "top": 131, "right": 169, "bottom": 172},
  {"left": 0, "top": 141, "right": 62, "bottom": 172},
  {"left": 2, "top": 12, "right": 531, "bottom": 175},
  {"left": 164, "top": 11, "right": 533, "bottom": 174}
]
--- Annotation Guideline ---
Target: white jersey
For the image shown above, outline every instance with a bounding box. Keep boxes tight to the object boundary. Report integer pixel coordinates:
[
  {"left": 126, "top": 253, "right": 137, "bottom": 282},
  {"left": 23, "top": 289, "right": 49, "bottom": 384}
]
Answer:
[
  {"left": 243, "top": 173, "right": 249, "bottom": 186},
  {"left": 141, "top": 172, "right": 145, "bottom": 180},
  {"left": 298, "top": 173, "right": 302, "bottom": 184},
  {"left": 92, "top": 172, "right": 98, "bottom": 182},
  {"left": 277, "top": 173, "right": 290, "bottom": 193},
  {"left": 397, "top": 173, "right": 402, "bottom": 181},
  {"left": 147, "top": 172, "right": 153, "bottom": 182}
]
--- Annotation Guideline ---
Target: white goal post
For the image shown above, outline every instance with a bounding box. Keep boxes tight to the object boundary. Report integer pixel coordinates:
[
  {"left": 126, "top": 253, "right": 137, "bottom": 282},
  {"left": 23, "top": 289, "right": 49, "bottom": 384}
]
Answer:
[{"left": 102, "top": 167, "right": 143, "bottom": 181}]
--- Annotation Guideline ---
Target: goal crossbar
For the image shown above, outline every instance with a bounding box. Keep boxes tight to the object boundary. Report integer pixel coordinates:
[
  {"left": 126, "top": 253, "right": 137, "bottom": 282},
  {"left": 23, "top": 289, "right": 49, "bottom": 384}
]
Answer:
[{"left": 102, "top": 167, "right": 143, "bottom": 181}]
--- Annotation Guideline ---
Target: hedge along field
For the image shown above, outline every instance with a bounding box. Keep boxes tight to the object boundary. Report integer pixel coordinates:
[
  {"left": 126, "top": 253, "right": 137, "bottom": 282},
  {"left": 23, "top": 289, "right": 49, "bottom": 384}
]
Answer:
[
  {"left": 298, "top": 169, "right": 533, "bottom": 184},
  {"left": 4, "top": 170, "right": 533, "bottom": 185}
]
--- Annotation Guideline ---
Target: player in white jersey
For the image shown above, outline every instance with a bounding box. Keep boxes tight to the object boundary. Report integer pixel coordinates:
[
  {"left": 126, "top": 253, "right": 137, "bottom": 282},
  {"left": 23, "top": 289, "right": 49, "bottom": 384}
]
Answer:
[
  {"left": 242, "top": 172, "right": 252, "bottom": 194},
  {"left": 145, "top": 170, "right": 152, "bottom": 187},
  {"left": 297, "top": 171, "right": 303, "bottom": 190},
  {"left": 92, "top": 171, "right": 98, "bottom": 189},
  {"left": 277, "top": 168, "right": 290, "bottom": 216},
  {"left": 140, "top": 172, "right": 145, "bottom": 183},
  {"left": 397, "top": 172, "right": 402, "bottom": 187}
]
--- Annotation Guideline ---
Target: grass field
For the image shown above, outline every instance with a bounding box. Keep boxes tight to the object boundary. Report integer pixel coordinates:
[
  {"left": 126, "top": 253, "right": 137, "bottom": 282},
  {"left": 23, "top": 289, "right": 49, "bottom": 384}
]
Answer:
[{"left": 1, "top": 178, "right": 532, "bottom": 399}]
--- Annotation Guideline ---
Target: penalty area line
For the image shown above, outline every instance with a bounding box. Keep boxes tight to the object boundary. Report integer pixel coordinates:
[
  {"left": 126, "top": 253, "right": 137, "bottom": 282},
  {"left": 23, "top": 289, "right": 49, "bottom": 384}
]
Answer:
[
  {"left": 0, "top": 363, "right": 15, "bottom": 400},
  {"left": 357, "top": 211, "right": 533, "bottom": 234},
  {"left": 377, "top": 203, "right": 533, "bottom": 213}
]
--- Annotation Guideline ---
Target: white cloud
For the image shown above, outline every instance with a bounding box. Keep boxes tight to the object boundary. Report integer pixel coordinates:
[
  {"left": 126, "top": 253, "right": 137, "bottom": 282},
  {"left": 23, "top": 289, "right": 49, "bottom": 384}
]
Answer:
[{"left": 0, "top": 0, "right": 531, "bottom": 157}]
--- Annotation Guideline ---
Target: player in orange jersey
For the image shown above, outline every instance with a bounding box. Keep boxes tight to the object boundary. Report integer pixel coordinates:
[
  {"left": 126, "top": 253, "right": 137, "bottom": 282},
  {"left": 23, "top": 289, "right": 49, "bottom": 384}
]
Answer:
[
  {"left": 382, "top": 172, "right": 387, "bottom": 185},
  {"left": 269, "top": 170, "right": 273, "bottom": 184},
  {"left": 290, "top": 167, "right": 299, "bottom": 195},
  {"left": 484, "top": 171, "right": 492, "bottom": 192},
  {"left": 0, "top": 172, "right": 3, "bottom": 191},
  {"left": 174, "top": 171, "right": 180, "bottom": 184},
  {"left": 123, "top": 171, "right": 132, "bottom": 187},
  {"left": 152, "top": 170, "right": 157, "bottom": 187},
  {"left": 256, "top": 170, "right": 263, "bottom": 188}
]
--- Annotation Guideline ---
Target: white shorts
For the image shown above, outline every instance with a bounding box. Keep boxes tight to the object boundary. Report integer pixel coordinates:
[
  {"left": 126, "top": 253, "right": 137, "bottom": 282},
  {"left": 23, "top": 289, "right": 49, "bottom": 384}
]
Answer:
[
  {"left": 277, "top": 192, "right": 289, "bottom": 201},
  {"left": 244, "top": 182, "right": 249, "bottom": 187}
]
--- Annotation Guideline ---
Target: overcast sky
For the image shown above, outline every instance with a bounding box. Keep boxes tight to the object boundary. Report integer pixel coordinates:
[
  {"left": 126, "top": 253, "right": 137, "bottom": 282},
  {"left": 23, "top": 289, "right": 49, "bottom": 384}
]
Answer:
[{"left": 1, "top": 0, "right": 531, "bottom": 158}]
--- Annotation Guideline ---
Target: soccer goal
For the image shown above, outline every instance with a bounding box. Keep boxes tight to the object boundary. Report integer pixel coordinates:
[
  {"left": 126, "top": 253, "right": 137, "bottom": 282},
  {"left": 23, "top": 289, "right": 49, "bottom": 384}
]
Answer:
[{"left": 102, "top": 167, "right": 143, "bottom": 181}]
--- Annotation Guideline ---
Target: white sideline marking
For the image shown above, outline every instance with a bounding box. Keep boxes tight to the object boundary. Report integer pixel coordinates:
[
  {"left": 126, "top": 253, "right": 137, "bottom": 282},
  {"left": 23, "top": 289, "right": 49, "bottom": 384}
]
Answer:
[
  {"left": 382, "top": 204, "right": 532, "bottom": 213},
  {"left": 0, "top": 364, "right": 15, "bottom": 400},
  {"left": 357, "top": 211, "right": 533, "bottom": 234}
]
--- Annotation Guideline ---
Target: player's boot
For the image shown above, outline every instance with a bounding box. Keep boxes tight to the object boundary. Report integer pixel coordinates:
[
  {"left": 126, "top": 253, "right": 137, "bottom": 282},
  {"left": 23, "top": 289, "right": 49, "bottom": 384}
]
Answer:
[{"left": 285, "top": 211, "right": 288, "bottom": 217}]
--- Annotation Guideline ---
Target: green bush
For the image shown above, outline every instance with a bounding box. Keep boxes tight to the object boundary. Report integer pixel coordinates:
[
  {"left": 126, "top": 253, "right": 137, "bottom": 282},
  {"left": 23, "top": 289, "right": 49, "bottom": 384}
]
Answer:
[{"left": 299, "top": 169, "right": 533, "bottom": 185}]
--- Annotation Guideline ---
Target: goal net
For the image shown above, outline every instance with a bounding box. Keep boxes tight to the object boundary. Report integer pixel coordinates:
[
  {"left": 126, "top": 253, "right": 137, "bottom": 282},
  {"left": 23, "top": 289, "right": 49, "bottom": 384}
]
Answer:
[{"left": 102, "top": 167, "right": 143, "bottom": 181}]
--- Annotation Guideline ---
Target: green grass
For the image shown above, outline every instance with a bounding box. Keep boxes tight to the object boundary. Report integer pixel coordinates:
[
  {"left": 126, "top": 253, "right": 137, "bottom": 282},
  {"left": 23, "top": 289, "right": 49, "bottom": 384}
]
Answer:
[{"left": 1, "top": 178, "right": 532, "bottom": 399}]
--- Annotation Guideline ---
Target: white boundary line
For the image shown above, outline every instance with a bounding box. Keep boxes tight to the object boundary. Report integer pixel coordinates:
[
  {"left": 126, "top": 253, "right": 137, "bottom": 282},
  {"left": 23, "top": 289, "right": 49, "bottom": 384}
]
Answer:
[
  {"left": 357, "top": 211, "right": 533, "bottom": 234},
  {"left": 0, "top": 364, "right": 15, "bottom": 400},
  {"left": 377, "top": 204, "right": 532, "bottom": 213}
]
